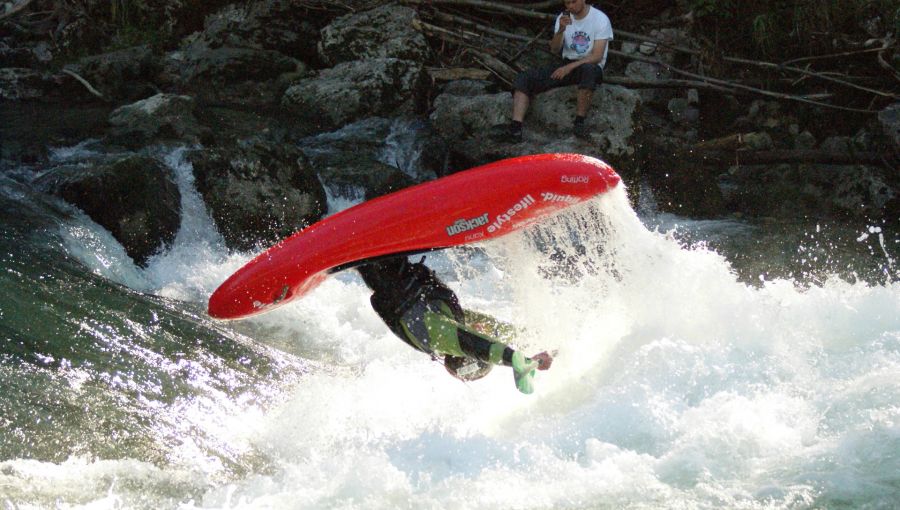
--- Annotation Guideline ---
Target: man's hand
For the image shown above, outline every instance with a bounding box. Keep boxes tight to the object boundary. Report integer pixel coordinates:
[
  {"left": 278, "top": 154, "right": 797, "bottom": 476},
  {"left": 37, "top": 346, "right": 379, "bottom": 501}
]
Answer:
[
  {"left": 531, "top": 351, "right": 553, "bottom": 370},
  {"left": 558, "top": 13, "right": 573, "bottom": 32},
  {"left": 551, "top": 63, "right": 575, "bottom": 80}
]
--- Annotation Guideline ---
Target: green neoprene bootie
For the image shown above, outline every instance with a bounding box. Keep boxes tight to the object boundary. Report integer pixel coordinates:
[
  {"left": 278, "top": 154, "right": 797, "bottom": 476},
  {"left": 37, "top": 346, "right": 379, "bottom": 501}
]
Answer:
[{"left": 512, "top": 351, "right": 539, "bottom": 394}]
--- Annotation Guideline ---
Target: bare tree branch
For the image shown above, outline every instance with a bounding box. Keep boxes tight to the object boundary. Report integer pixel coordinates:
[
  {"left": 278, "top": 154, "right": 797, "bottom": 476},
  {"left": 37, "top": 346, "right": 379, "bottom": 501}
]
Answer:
[
  {"left": 403, "top": 0, "right": 551, "bottom": 20},
  {"left": 611, "top": 49, "right": 879, "bottom": 113},
  {"left": 62, "top": 69, "right": 105, "bottom": 100},
  {"left": 411, "top": 0, "right": 889, "bottom": 111},
  {"left": 781, "top": 46, "right": 888, "bottom": 66}
]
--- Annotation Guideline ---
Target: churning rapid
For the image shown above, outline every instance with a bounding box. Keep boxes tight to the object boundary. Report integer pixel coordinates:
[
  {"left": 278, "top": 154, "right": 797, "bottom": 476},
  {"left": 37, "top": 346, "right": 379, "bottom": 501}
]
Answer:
[{"left": 1, "top": 141, "right": 899, "bottom": 509}]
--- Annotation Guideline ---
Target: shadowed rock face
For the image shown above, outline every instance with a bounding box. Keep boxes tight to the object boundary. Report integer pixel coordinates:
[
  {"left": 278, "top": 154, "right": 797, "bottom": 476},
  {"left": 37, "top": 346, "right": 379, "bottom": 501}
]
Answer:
[
  {"left": 36, "top": 155, "right": 181, "bottom": 267},
  {"left": 189, "top": 137, "right": 327, "bottom": 251}
]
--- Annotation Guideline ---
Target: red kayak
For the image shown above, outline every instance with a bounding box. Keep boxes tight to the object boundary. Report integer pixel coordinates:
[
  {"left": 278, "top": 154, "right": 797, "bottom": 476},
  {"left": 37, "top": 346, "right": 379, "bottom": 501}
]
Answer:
[{"left": 209, "top": 153, "right": 621, "bottom": 320}]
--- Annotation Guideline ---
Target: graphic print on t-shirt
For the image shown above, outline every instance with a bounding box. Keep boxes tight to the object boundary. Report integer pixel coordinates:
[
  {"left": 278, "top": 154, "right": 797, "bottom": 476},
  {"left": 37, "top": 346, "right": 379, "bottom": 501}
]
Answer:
[{"left": 570, "top": 31, "right": 591, "bottom": 54}]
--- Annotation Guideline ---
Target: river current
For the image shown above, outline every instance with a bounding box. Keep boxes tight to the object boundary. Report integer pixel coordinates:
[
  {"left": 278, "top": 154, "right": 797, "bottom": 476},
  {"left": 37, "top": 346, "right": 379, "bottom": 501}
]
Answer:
[{"left": 1, "top": 129, "right": 899, "bottom": 509}]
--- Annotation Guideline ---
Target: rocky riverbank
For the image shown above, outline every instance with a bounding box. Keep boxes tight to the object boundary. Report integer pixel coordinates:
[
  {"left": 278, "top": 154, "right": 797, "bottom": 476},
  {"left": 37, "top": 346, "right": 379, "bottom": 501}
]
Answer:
[{"left": 2, "top": 0, "right": 898, "bottom": 262}]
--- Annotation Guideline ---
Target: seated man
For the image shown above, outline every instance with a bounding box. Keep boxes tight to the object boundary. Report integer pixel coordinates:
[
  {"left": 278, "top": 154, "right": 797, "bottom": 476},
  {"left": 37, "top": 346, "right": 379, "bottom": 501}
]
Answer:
[
  {"left": 495, "top": 0, "right": 613, "bottom": 142},
  {"left": 357, "top": 256, "right": 552, "bottom": 394}
]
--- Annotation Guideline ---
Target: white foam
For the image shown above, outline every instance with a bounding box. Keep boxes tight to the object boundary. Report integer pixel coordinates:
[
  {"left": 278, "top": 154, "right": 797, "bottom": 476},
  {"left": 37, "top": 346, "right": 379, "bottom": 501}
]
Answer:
[{"left": 42, "top": 162, "right": 900, "bottom": 509}]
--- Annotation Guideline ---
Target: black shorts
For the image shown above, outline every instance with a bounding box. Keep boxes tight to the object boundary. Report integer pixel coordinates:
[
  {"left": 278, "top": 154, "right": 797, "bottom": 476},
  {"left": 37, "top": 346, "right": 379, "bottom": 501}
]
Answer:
[{"left": 513, "top": 58, "right": 604, "bottom": 96}]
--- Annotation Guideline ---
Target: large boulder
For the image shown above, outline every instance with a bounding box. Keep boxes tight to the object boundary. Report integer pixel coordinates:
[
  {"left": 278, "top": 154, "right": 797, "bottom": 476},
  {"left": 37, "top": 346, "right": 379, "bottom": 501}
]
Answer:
[
  {"left": 189, "top": 0, "right": 320, "bottom": 63},
  {"left": 37, "top": 155, "right": 181, "bottom": 266},
  {"left": 318, "top": 4, "right": 430, "bottom": 66},
  {"left": 189, "top": 137, "right": 327, "bottom": 251},
  {"left": 429, "top": 84, "right": 641, "bottom": 169},
  {"left": 163, "top": 45, "right": 304, "bottom": 106},
  {"left": 64, "top": 45, "right": 159, "bottom": 101},
  {"left": 282, "top": 57, "right": 425, "bottom": 131},
  {"left": 720, "top": 163, "right": 896, "bottom": 220},
  {"left": 624, "top": 60, "right": 674, "bottom": 109},
  {"left": 298, "top": 117, "right": 446, "bottom": 196},
  {"left": 159, "top": 0, "right": 326, "bottom": 106},
  {"left": 529, "top": 85, "right": 641, "bottom": 154},
  {"left": 107, "top": 93, "right": 210, "bottom": 148}
]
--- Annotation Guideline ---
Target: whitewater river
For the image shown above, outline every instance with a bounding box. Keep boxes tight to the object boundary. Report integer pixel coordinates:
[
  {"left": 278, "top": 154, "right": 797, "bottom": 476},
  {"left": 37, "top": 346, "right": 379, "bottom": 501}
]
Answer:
[{"left": 1, "top": 141, "right": 898, "bottom": 509}]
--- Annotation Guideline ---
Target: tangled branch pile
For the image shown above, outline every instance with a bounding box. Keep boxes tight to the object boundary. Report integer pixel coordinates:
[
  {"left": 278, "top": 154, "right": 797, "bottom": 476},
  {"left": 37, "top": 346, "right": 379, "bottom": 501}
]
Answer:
[{"left": 399, "top": 0, "right": 899, "bottom": 114}]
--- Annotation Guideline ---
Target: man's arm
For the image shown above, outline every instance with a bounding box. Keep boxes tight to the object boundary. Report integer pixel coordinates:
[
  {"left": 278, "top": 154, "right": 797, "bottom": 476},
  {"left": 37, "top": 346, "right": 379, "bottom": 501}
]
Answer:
[
  {"left": 550, "top": 38, "right": 608, "bottom": 80},
  {"left": 549, "top": 14, "right": 571, "bottom": 54},
  {"left": 550, "top": 28, "right": 566, "bottom": 54}
]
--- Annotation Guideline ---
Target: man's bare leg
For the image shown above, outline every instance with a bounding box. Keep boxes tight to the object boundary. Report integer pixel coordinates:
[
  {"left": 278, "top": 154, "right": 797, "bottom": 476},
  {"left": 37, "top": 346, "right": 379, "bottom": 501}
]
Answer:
[
  {"left": 512, "top": 90, "right": 530, "bottom": 122},
  {"left": 576, "top": 88, "right": 593, "bottom": 118}
]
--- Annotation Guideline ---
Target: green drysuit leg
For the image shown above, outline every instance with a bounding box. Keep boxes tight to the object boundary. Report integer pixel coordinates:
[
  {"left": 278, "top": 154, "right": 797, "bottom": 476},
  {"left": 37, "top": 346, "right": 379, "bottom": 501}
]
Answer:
[{"left": 399, "top": 300, "right": 510, "bottom": 365}]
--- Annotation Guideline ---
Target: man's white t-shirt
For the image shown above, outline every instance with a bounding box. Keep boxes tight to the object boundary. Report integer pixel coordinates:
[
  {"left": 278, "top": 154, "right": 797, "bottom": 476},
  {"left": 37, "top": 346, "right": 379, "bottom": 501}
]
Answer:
[{"left": 554, "top": 6, "right": 614, "bottom": 68}]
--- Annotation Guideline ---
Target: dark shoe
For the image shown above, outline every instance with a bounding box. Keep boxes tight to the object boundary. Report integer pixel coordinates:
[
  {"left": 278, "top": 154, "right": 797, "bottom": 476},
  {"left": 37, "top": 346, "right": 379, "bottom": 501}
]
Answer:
[
  {"left": 489, "top": 123, "right": 523, "bottom": 143},
  {"left": 573, "top": 123, "right": 591, "bottom": 140}
]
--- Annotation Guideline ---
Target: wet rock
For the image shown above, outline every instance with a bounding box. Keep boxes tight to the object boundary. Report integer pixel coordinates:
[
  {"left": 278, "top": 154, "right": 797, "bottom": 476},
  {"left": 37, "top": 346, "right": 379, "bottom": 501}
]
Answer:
[
  {"left": 37, "top": 155, "right": 181, "bottom": 266},
  {"left": 164, "top": 45, "right": 304, "bottom": 106},
  {"left": 107, "top": 93, "right": 210, "bottom": 148},
  {"left": 282, "top": 57, "right": 424, "bottom": 131},
  {"left": 188, "top": 137, "right": 327, "bottom": 251},
  {"left": 64, "top": 45, "right": 159, "bottom": 101},
  {"left": 299, "top": 117, "right": 446, "bottom": 196},
  {"left": 318, "top": 5, "right": 430, "bottom": 66}
]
